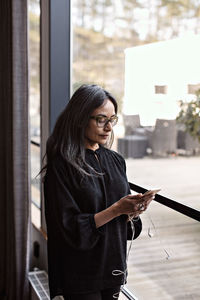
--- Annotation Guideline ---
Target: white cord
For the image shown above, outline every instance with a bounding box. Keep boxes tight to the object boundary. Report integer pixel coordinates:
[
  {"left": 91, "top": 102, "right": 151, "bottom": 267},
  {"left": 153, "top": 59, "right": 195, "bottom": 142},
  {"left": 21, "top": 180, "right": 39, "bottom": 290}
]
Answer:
[
  {"left": 112, "top": 219, "right": 136, "bottom": 299},
  {"left": 147, "top": 213, "right": 170, "bottom": 260},
  {"left": 111, "top": 214, "right": 170, "bottom": 299}
]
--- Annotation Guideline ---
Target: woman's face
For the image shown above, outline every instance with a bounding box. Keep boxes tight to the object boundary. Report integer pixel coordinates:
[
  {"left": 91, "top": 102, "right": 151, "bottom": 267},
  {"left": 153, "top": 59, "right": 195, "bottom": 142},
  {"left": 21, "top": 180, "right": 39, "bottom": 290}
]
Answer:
[{"left": 84, "top": 99, "right": 116, "bottom": 150}]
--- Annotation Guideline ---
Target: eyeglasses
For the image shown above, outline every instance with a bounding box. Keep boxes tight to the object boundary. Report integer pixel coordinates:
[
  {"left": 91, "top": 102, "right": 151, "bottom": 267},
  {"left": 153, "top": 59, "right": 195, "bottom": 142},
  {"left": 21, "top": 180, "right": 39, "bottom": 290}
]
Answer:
[{"left": 90, "top": 115, "right": 118, "bottom": 128}]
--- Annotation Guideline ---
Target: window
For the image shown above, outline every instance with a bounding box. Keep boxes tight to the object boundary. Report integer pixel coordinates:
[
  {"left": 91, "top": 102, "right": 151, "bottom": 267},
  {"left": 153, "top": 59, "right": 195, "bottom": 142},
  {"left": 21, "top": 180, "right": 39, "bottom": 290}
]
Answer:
[
  {"left": 29, "top": 1, "right": 200, "bottom": 297},
  {"left": 71, "top": 1, "right": 200, "bottom": 298},
  {"left": 155, "top": 85, "right": 167, "bottom": 94},
  {"left": 28, "top": 0, "right": 41, "bottom": 228}
]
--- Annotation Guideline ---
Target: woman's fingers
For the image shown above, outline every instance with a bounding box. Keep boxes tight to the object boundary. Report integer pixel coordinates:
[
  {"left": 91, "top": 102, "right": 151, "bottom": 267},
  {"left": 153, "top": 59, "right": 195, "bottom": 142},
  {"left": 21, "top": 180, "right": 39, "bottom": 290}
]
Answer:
[
  {"left": 142, "top": 191, "right": 156, "bottom": 201},
  {"left": 133, "top": 193, "right": 155, "bottom": 214},
  {"left": 127, "top": 193, "right": 143, "bottom": 199},
  {"left": 118, "top": 192, "right": 155, "bottom": 216}
]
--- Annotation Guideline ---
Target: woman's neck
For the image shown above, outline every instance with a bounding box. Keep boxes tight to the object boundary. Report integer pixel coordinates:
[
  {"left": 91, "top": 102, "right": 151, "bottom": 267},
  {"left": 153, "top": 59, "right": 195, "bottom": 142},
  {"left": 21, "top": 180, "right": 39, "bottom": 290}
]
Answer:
[{"left": 85, "top": 140, "right": 99, "bottom": 151}]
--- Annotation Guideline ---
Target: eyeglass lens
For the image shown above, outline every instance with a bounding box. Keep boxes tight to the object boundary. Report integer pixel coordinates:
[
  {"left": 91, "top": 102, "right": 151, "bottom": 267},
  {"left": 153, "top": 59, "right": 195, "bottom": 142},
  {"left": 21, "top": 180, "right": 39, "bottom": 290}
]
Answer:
[{"left": 97, "top": 116, "right": 118, "bottom": 127}]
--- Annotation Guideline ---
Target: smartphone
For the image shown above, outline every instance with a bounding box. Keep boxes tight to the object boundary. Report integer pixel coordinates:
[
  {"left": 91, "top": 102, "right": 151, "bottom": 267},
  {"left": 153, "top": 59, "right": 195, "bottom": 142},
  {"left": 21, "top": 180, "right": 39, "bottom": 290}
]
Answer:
[{"left": 142, "top": 189, "right": 161, "bottom": 197}]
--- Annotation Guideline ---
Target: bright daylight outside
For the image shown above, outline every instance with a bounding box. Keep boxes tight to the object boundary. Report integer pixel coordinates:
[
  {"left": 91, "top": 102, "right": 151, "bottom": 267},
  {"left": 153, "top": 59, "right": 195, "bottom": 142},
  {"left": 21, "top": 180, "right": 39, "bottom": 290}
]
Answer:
[
  {"left": 28, "top": 0, "right": 200, "bottom": 299},
  {"left": 29, "top": 0, "right": 41, "bottom": 229},
  {"left": 72, "top": 1, "right": 200, "bottom": 299}
]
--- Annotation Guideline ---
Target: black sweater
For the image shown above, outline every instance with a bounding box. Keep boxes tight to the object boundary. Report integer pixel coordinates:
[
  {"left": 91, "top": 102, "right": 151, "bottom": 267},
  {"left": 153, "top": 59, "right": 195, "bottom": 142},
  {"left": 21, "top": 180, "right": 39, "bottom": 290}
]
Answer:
[{"left": 44, "top": 146, "right": 142, "bottom": 299}]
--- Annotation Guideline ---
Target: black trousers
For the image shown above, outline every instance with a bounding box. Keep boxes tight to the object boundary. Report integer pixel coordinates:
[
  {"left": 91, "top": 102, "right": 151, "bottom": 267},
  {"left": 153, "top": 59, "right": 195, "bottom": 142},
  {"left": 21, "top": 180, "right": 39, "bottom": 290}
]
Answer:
[{"left": 63, "top": 286, "right": 121, "bottom": 300}]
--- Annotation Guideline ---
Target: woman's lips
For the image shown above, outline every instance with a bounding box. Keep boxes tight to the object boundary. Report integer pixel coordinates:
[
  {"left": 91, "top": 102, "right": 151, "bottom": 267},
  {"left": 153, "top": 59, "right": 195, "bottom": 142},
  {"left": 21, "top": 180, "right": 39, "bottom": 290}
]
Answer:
[{"left": 99, "top": 135, "right": 109, "bottom": 139}]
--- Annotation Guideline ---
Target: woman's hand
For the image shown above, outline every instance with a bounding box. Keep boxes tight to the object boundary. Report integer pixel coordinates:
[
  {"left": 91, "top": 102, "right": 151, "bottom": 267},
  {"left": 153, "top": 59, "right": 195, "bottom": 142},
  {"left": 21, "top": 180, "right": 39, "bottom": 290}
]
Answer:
[
  {"left": 114, "top": 192, "right": 155, "bottom": 218},
  {"left": 94, "top": 192, "right": 155, "bottom": 228}
]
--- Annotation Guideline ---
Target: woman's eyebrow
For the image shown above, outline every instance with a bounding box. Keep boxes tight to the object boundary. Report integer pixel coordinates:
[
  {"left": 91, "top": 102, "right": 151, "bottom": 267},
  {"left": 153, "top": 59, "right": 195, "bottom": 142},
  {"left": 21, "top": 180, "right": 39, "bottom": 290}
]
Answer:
[{"left": 95, "top": 114, "right": 116, "bottom": 117}]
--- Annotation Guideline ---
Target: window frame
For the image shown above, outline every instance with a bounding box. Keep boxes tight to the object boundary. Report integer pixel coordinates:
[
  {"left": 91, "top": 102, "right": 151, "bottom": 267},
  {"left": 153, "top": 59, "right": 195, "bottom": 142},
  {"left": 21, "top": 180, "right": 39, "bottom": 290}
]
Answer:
[
  {"left": 30, "top": 0, "right": 71, "bottom": 271},
  {"left": 40, "top": 0, "right": 71, "bottom": 232}
]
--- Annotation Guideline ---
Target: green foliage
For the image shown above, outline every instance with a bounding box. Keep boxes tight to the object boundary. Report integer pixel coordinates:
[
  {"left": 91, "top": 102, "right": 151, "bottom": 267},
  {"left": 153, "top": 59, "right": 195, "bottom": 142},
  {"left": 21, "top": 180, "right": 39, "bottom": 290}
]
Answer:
[{"left": 176, "top": 90, "right": 200, "bottom": 142}]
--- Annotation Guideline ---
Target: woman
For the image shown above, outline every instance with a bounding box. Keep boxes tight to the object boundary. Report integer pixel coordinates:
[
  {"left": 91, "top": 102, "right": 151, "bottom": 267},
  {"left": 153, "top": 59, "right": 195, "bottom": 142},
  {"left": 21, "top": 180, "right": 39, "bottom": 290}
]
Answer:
[{"left": 44, "top": 84, "right": 154, "bottom": 300}]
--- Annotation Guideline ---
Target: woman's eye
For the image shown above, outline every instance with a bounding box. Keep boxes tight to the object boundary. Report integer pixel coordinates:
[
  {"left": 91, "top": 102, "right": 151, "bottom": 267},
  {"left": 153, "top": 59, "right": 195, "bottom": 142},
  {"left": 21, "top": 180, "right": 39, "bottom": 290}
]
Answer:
[{"left": 98, "top": 117, "right": 106, "bottom": 123}]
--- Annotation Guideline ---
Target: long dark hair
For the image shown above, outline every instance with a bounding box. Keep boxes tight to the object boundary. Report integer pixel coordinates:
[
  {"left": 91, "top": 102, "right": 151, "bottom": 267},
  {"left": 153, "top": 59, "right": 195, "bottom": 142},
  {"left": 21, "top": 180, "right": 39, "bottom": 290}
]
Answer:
[{"left": 43, "top": 84, "right": 118, "bottom": 177}]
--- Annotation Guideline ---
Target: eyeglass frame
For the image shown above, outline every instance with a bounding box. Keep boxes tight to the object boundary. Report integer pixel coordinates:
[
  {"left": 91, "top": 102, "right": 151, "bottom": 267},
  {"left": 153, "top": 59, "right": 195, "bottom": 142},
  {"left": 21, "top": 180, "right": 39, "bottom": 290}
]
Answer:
[{"left": 90, "top": 115, "right": 118, "bottom": 128}]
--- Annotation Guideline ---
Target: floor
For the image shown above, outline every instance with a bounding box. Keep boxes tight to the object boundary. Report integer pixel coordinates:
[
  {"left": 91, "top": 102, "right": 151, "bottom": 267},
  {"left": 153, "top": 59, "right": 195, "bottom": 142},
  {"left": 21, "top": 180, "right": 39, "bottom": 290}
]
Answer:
[{"left": 120, "top": 156, "right": 200, "bottom": 300}]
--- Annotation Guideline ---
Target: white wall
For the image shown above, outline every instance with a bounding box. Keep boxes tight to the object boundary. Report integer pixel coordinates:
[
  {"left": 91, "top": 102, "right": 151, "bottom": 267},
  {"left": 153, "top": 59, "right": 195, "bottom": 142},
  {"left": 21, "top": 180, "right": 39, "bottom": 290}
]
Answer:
[{"left": 124, "top": 34, "right": 200, "bottom": 126}]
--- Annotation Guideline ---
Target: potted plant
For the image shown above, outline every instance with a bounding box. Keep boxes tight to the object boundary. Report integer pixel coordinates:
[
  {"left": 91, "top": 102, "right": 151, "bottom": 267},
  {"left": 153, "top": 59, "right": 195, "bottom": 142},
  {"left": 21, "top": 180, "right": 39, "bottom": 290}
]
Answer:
[
  {"left": 176, "top": 89, "right": 200, "bottom": 154},
  {"left": 176, "top": 89, "right": 200, "bottom": 141}
]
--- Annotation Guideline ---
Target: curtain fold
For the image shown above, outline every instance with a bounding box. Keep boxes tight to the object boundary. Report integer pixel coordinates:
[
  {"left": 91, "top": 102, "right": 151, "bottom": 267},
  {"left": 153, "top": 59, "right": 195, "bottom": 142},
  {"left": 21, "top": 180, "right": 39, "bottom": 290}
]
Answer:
[{"left": 0, "top": 0, "right": 30, "bottom": 299}]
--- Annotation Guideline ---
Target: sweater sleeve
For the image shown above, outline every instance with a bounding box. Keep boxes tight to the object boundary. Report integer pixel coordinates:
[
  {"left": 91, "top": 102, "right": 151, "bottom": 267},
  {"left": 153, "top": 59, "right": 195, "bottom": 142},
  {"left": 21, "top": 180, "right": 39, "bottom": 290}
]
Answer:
[
  {"left": 127, "top": 217, "right": 142, "bottom": 240},
  {"left": 119, "top": 154, "right": 143, "bottom": 240},
  {"left": 44, "top": 159, "right": 105, "bottom": 251}
]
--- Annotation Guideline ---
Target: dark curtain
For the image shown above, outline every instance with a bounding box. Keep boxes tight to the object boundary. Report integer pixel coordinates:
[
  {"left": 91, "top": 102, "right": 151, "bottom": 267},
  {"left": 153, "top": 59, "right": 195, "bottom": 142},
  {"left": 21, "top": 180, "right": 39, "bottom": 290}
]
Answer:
[{"left": 0, "top": 0, "right": 30, "bottom": 299}]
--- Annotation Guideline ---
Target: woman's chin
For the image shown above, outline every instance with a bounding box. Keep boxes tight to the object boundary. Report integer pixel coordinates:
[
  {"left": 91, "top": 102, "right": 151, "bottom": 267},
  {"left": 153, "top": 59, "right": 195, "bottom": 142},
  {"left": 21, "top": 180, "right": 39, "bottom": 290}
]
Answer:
[{"left": 98, "top": 137, "right": 109, "bottom": 144}]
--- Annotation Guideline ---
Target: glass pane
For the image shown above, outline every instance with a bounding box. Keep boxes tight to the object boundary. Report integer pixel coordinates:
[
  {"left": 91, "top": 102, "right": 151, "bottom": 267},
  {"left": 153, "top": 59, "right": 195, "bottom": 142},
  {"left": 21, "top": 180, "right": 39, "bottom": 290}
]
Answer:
[
  {"left": 29, "top": 0, "right": 40, "bottom": 143},
  {"left": 71, "top": 1, "right": 200, "bottom": 298},
  {"left": 31, "top": 143, "right": 41, "bottom": 207},
  {"left": 126, "top": 157, "right": 200, "bottom": 212},
  {"left": 31, "top": 143, "right": 41, "bottom": 228},
  {"left": 126, "top": 203, "right": 200, "bottom": 299},
  {"left": 71, "top": 0, "right": 200, "bottom": 210},
  {"left": 28, "top": 0, "right": 41, "bottom": 228}
]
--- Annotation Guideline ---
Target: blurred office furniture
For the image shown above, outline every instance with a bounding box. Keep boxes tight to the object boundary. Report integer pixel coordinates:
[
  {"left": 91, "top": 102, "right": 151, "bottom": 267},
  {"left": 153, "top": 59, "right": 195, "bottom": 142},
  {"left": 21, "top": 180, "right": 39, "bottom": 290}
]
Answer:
[
  {"left": 123, "top": 114, "right": 141, "bottom": 135},
  {"left": 118, "top": 116, "right": 200, "bottom": 158},
  {"left": 118, "top": 135, "right": 148, "bottom": 158},
  {"left": 119, "top": 114, "right": 148, "bottom": 158},
  {"left": 177, "top": 125, "right": 200, "bottom": 154},
  {"left": 148, "top": 119, "right": 177, "bottom": 156}
]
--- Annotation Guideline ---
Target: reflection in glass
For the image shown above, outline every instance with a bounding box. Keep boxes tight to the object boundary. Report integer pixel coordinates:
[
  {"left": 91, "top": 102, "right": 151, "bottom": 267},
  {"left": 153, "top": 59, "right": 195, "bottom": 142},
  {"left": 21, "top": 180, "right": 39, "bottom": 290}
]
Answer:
[{"left": 28, "top": 0, "right": 41, "bottom": 228}]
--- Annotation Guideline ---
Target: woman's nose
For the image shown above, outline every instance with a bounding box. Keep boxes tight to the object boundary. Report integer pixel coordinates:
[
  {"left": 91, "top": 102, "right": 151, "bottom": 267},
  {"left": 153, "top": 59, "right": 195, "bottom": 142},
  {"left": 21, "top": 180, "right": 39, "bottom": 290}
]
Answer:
[{"left": 104, "top": 121, "right": 112, "bottom": 131}]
